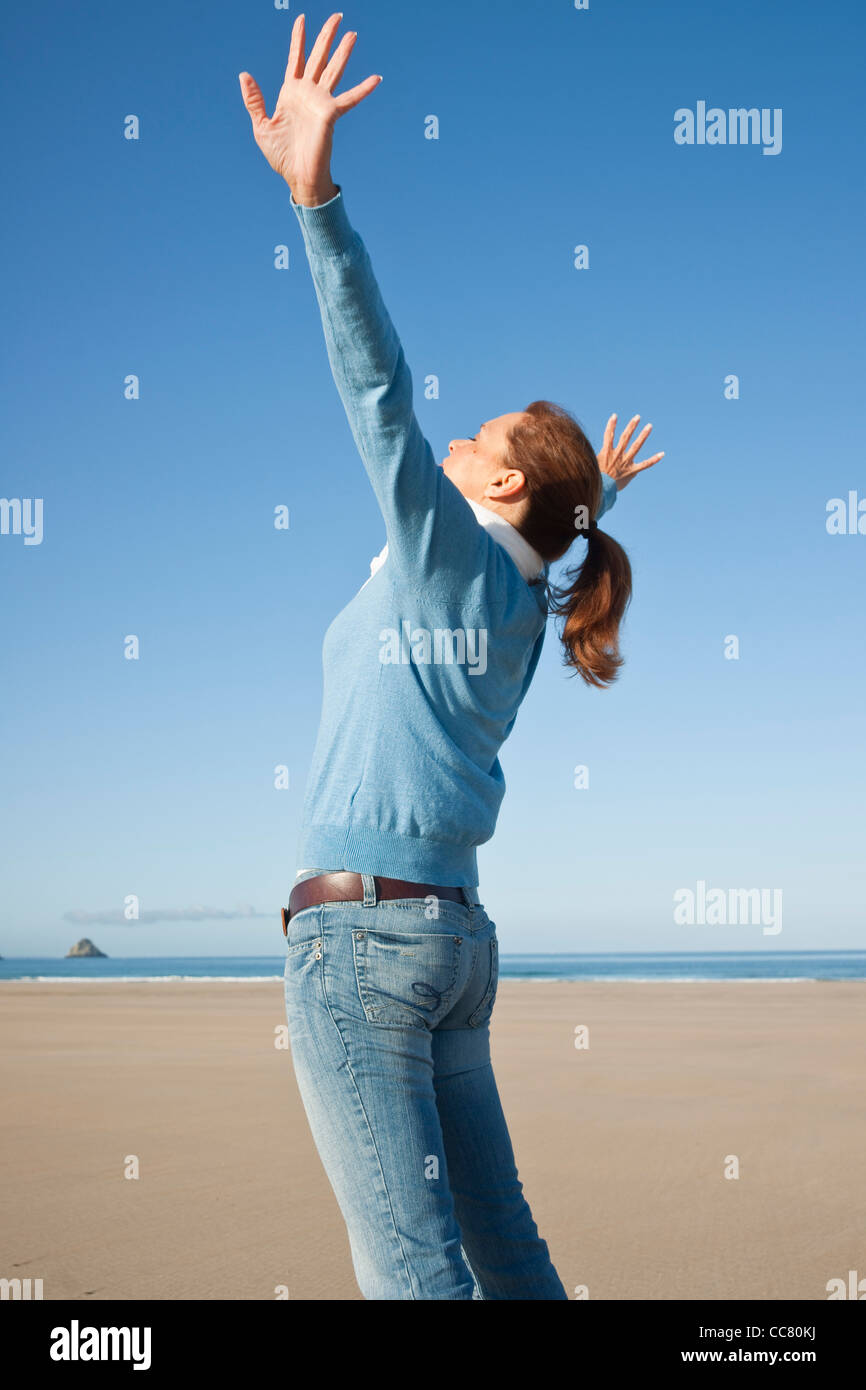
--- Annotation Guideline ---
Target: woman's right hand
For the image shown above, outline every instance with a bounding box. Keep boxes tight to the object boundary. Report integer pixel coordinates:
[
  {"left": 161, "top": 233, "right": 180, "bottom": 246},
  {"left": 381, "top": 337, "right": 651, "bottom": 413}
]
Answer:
[
  {"left": 239, "top": 12, "right": 382, "bottom": 205},
  {"left": 598, "top": 414, "right": 664, "bottom": 491}
]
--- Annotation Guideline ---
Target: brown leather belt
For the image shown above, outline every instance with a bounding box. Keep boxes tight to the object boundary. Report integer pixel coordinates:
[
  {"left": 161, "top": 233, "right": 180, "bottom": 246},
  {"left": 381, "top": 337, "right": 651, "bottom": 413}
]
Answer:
[{"left": 281, "top": 872, "right": 466, "bottom": 935}]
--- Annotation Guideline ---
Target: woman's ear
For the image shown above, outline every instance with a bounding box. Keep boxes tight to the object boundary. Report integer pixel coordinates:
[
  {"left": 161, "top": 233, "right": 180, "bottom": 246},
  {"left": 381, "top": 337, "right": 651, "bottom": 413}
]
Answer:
[{"left": 487, "top": 467, "right": 527, "bottom": 501}]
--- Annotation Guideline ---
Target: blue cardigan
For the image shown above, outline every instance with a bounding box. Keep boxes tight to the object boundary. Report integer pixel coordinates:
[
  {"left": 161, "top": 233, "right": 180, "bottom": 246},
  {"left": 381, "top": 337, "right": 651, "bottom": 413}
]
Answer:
[{"left": 291, "top": 188, "right": 617, "bottom": 887}]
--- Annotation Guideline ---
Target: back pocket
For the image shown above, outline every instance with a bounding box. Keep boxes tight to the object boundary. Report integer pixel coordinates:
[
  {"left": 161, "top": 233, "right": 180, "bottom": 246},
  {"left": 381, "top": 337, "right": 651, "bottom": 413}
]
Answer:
[{"left": 352, "top": 928, "right": 463, "bottom": 1029}]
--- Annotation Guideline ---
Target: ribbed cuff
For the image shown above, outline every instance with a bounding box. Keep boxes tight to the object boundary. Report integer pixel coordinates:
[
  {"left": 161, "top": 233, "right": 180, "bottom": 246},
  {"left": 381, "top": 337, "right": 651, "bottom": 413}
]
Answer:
[
  {"left": 290, "top": 185, "right": 356, "bottom": 257},
  {"left": 598, "top": 470, "right": 618, "bottom": 518}
]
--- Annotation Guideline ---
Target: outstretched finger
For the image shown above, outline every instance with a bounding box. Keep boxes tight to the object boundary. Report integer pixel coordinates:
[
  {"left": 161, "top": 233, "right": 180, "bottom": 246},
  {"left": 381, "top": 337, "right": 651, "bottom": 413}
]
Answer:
[
  {"left": 334, "top": 72, "right": 383, "bottom": 115},
  {"left": 627, "top": 451, "right": 664, "bottom": 477},
  {"left": 601, "top": 414, "right": 617, "bottom": 457},
  {"left": 239, "top": 73, "right": 268, "bottom": 125},
  {"left": 284, "top": 13, "right": 306, "bottom": 82},
  {"left": 321, "top": 29, "right": 357, "bottom": 92},
  {"left": 307, "top": 12, "right": 343, "bottom": 83},
  {"left": 624, "top": 422, "right": 653, "bottom": 461},
  {"left": 616, "top": 415, "right": 641, "bottom": 454}
]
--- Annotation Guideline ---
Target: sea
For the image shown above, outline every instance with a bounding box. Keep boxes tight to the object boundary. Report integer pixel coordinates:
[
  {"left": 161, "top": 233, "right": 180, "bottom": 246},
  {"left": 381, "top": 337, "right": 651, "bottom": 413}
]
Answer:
[{"left": 1, "top": 951, "right": 865, "bottom": 983}]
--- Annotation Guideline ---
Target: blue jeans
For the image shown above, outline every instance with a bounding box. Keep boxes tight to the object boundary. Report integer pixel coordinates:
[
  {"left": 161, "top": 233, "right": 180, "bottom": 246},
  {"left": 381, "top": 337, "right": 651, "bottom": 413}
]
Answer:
[{"left": 283, "top": 873, "right": 567, "bottom": 1300}]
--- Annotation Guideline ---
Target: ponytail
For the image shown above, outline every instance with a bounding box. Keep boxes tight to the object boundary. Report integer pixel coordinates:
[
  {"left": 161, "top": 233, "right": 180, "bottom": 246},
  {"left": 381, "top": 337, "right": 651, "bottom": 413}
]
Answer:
[
  {"left": 506, "top": 400, "right": 633, "bottom": 688},
  {"left": 546, "top": 526, "right": 632, "bottom": 688}
]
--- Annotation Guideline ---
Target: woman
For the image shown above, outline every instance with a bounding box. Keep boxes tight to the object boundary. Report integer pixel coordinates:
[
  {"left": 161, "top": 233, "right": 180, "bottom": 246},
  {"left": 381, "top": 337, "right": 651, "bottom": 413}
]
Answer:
[{"left": 240, "top": 13, "right": 662, "bottom": 1301}]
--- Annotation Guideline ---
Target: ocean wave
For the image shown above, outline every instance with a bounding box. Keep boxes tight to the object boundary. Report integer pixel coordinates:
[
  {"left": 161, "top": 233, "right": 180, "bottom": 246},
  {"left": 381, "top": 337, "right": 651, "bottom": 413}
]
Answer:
[
  {"left": 3, "top": 972, "right": 862, "bottom": 985},
  {"left": 501, "top": 975, "right": 825, "bottom": 983},
  {"left": 9, "top": 974, "right": 285, "bottom": 983}
]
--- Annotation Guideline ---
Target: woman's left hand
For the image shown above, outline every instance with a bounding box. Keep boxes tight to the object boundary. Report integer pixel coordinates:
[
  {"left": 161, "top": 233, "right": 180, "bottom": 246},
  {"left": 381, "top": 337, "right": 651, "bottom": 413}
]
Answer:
[
  {"left": 598, "top": 414, "right": 664, "bottom": 491},
  {"left": 239, "top": 13, "right": 381, "bottom": 204}
]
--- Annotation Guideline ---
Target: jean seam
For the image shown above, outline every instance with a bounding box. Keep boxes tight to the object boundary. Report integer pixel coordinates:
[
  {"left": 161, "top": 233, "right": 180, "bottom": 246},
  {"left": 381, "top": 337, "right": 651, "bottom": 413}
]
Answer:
[
  {"left": 316, "top": 925, "right": 420, "bottom": 1299},
  {"left": 467, "top": 933, "right": 498, "bottom": 1028}
]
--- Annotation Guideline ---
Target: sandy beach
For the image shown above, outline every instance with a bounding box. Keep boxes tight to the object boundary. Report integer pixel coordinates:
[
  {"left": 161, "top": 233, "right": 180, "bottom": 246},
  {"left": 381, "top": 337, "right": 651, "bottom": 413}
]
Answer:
[{"left": 1, "top": 979, "right": 863, "bottom": 1301}]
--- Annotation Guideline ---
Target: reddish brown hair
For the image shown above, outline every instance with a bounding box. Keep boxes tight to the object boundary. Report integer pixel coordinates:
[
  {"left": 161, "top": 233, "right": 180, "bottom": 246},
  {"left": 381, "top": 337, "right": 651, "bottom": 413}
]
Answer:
[{"left": 506, "top": 400, "right": 633, "bottom": 688}]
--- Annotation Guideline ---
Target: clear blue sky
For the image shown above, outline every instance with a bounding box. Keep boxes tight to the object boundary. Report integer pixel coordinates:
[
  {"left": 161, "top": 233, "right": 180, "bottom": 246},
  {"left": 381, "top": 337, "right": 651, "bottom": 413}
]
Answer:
[{"left": 2, "top": 0, "right": 864, "bottom": 956}]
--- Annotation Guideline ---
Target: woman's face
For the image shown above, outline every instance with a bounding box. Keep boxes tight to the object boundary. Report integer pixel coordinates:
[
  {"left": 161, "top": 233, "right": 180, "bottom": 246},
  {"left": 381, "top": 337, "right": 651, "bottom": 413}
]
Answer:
[{"left": 442, "top": 411, "right": 529, "bottom": 505}]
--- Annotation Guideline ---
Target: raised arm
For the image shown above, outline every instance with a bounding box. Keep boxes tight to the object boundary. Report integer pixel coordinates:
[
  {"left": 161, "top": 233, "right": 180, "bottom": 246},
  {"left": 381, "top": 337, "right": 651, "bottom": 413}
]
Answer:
[{"left": 239, "top": 13, "right": 487, "bottom": 583}]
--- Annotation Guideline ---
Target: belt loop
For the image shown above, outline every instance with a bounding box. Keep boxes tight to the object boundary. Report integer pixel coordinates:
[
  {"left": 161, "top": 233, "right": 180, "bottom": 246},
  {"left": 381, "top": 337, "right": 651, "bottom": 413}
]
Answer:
[
  {"left": 361, "top": 873, "right": 377, "bottom": 907},
  {"left": 461, "top": 885, "right": 479, "bottom": 909}
]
